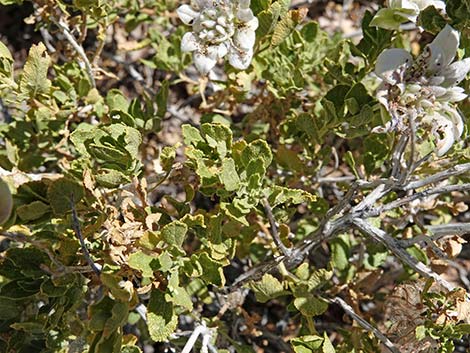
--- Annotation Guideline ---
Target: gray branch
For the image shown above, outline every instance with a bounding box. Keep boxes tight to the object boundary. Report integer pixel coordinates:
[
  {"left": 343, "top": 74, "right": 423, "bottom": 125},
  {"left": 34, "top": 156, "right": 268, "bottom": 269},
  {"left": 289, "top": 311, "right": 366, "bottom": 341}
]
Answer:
[
  {"left": 55, "top": 19, "right": 96, "bottom": 88},
  {"left": 353, "top": 218, "right": 455, "bottom": 291},
  {"left": 328, "top": 296, "right": 400, "bottom": 353}
]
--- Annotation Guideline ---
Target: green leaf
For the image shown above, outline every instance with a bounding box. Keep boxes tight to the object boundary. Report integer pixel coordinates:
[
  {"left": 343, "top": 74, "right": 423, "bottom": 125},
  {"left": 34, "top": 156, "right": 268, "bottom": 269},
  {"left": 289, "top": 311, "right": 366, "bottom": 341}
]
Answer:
[
  {"left": 415, "top": 325, "right": 427, "bottom": 341},
  {"left": 407, "top": 246, "right": 428, "bottom": 264},
  {"left": 147, "top": 289, "right": 178, "bottom": 342},
  {"left": 0, "top": 298, "right": 22, "bottom": 319},
  {"left": 294, "top": 294, "right": 328, "bottom": 316},
  {"left": 355, "top": 11, "right": 393, "bottom": 64},
  {"left": 0, "top": 41, "right": 13, "bottom": 76},
  {"left": 194, "top": 253, "right": 226, "bottom": 286},
  {"left": 0, "top": 0, "right": 24, "bottom": 6},
  {"left": 19, "top": 43, "right": 51, "bottom": 98},
  {"left": 156, "top": 80, "right": 169, "bottom": 118},
  {"left": 106, "top": 89, "right": 129, "bottom": 112},
  {"left": 160, "top": 220, "right": 188, "bottom": 247},
  {"left": 291, "top": 335, "right": 324, "bottom": 353},
  {"left": 201, "top": 123, "right": 232, "bottom": 158},
  {"left": 330, "top": 236, "right": 350, "bottom": 271},
  {"left": 0, "top": 178, "right": 13, "bottom": 225},
  {"left": 16, "top": 200, "right": 50, "bottom": 221},
  {"left": 167, "top": 273, "right": 193, "bottom": 311},
  {"left": 446, "top": 0, "right": 470, "bottom": 23},
  {"left": 128, "top": 251, "right": 156, "bottom": 278},
  {"left": 322, "top": 332, "right": 335, "bottom": 353},
  {"left": 241, "top": 139, "right": 273, "bottom": 169},
  {"left": 249, "top": 274, "right": 289, "bottom": 303},
  {"left": 96, "top": 169, "right": 130, "bottom": 188},
  {"left": 454, "top": 323, "right": 470, "bottom": 335},
  {"left": 369, "top": 8, "right": 411, "bottom": 30},
  {"left": 220, "top": 158, "right": 240, "bottom": 192},
  {"left": 268, "top": 186, "right": 316, "bottom": 207},
  {"left": 271, "top": 11, "right": 296, "bottom": 47},
  {"left": 417, "top": 6, "right": 448, "bottom": 34},
  {"left": 182, "top": 124, "right": 205, "bottom": 146},
  {"left": 47, "top": 178, "right": 84, "bottom": 215}
]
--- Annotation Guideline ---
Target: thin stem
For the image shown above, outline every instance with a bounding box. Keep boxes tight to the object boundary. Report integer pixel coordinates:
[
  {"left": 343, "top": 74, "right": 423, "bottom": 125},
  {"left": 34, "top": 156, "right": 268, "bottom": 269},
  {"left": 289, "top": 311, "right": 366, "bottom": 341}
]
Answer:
[
  {"left": 55, "top": 19, "right": 96, "bottom": 88},
  {"left": 328, "top": 297, "right": 400, "bottom": 353},
  {"left": 70, "top": 193, "right": 101, "bottom": 275},
  {"left": 262, "top": 198, "right": 291, "bottom": 256}
]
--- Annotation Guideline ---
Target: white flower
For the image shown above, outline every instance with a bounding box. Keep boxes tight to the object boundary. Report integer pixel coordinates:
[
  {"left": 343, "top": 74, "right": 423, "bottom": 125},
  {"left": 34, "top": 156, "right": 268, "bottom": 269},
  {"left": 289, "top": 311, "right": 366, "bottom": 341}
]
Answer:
[
  {"left": 387, "top": 0, "right": 446, "bottom": 23},
  {"left": 374, "top": 25, "right": 470, "bottom": 156},
  {"left": 177, "top": 0, "right": 259, "bottom": 75}
]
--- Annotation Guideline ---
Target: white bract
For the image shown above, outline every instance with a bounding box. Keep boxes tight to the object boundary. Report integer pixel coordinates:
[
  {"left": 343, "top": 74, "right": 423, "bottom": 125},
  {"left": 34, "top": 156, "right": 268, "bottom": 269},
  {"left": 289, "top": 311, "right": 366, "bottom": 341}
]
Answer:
[
  {"left": 177, "top": 0, "right": 259, "bottom": 75},
  {"left": 387, "top": 0, "right": 446, "bottom": 23},
  {"left": 374, "top": 25, "right": 470, "bottom": 156}
]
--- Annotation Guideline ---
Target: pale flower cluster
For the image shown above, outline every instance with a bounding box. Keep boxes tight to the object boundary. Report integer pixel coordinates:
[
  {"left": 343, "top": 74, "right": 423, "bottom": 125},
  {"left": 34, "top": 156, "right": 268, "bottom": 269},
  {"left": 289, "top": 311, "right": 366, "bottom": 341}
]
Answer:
[
  {"left": 177, "top": 0, "right": 258, "bottom": 75},
  {"left": 387, "top": 0, "right": 446, "bottom": 23},
  {"left": 374, "top": 25, "right": 470, "bottom": 156}
]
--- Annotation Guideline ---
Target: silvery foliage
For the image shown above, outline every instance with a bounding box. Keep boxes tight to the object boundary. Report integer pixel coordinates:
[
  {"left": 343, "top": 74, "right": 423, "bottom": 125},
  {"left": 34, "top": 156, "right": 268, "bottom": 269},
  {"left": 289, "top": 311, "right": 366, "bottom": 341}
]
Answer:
[
  {"left": 177, "top": 0, "right": 259, "bottom": 75},
  {"left": 374, "top": 25, "right": 470, "bottom": 156},
  {"left": 387, "top": 0, "right": 446, "bottom": 23}
]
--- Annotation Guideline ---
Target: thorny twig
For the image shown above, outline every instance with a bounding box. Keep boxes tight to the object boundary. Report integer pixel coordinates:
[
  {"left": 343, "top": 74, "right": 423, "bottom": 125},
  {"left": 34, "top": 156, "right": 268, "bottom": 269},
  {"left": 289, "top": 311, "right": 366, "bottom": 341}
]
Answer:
[
  {"left": 328, "top": 297, "right": 400, "bottom": 353},
  {"left": 70, "top": 193, "right": 101, "bottom": 276}
]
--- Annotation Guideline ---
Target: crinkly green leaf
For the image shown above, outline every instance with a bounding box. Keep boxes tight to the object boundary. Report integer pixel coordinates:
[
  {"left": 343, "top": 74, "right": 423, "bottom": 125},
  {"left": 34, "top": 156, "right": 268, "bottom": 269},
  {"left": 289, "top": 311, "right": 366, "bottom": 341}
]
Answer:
[
  {"left": 19, "top": 43, "right": 51, "bottom": 98},
  {"left": 147, "top": 289, "right": 177, "bottom": 342},
  {"left": 128, "top": 251, "right": 156, "bottom": 278},
  {"left": 160, "top": 220, "right": 188, "bottom": 247},
  {"left": 267, "top": 186, "right": 316, "bottom": 207},
  {"left": 294, "top": 294, "right": 328, "bottom": 316},
  {"left": 249, "top": 273, "right": 289, "bottom": 303},
  {"left": 322, "top": 332, "right": 335, "bottom": 353},
  {"left": 291, "top": 335, "right": 324, "bottom": 353},
  {"left": 220, "top": 158, "right": 240, "bottom": 192},
  {"left": 192, "top": 253, "right": 226, "bottom": 287},
  {"left": 16, "top": 200, "right": 50, "bottom": 221},
  {"left": 241, "top": 140, "right": 273, "bottom": 169},
  {"left": 106, "top": 89, "right": 129, "bottom": 112},
  {"left": 201, "top": 123, "right": 232, "bottom": 158},
  {"left": 47, "top": 177, "right": 84, "bottom": 215},
  {"left": 417, "top": 6, "right": 447, "bottom": 34},
  {"left": 370, "top": 8, "right": 411, "bottom": 30},
  {"left": 182, "top": 124, "right": 205, "bottom": 147}
]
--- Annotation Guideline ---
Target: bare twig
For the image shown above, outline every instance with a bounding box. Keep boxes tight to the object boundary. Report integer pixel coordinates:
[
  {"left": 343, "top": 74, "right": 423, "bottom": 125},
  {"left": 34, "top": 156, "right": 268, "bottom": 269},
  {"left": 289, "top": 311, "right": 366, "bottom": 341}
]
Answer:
[
  {"left": 353, "top": 218, "right": 455, "bottom": 291},
  {"left": 328, "top": 297, "right": 400, "bottom": 353},
  {"left": 55, "top": 19, "right": 96, "bottom": 88},
  {"left": 404, "top": 163, "right": 470, "bottom": 191},
  {"left": 368, "top": 183, "right": 470, "bottom": 217},
  {"left": 397, "top": 222, "right": 470, "bottom": 247},
  {"left": 404, "top": 111, "right": 417, "bottom": 182},
  {"left": 262, "top": 198, "right": 291, "bottom": 256},
  {"left": 70, "top": 193, "right": 101, "bottom": 275},
  {"left": 426, "top": 222, "right": 470, "bottom": 237},
  {"left": 391, "top": 134, "right": 408, "bottom": 180},
  {"left": 181, "top": 322, "right": 214, "bottom": 353}
]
